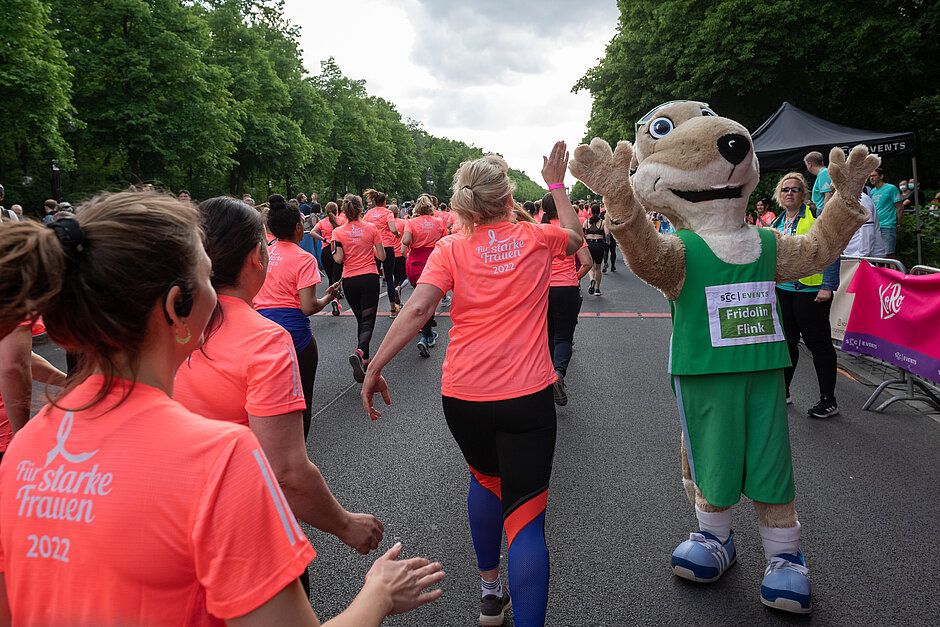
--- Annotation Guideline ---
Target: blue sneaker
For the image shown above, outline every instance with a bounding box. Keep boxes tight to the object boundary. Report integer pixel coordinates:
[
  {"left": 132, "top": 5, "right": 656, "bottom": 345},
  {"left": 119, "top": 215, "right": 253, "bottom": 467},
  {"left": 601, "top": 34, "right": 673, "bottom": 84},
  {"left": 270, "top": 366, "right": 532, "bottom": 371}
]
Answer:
[
  {"left": 417, "top": 337, "right": 430, "bottom": 358},
  {"left": 427, "top": 330, "right": 439, "bottom": 347},
  {"left": 760, "top": 550, "right": 811, "bottom": 614},
  {"left": 671, "top": 530, "right": 736, "bottom": 583}
]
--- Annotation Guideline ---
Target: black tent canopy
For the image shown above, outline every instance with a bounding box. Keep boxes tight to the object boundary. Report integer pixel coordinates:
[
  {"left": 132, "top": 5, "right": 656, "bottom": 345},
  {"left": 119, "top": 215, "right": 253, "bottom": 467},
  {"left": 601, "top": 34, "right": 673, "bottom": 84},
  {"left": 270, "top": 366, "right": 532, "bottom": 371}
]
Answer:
[
  {"left": 752, "top": 102, "right": 924, "bottom": 265},
  {"left": 751, "top": 102, "right": 915, "bottom": 171}
]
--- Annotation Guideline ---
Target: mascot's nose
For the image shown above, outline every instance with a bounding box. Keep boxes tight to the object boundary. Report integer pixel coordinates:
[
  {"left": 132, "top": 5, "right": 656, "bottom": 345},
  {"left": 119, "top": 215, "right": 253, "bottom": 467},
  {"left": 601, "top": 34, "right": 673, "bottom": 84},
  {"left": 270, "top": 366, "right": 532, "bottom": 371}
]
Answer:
[{"left": 717, "top": 133, "right": 751, "bottom": 165}]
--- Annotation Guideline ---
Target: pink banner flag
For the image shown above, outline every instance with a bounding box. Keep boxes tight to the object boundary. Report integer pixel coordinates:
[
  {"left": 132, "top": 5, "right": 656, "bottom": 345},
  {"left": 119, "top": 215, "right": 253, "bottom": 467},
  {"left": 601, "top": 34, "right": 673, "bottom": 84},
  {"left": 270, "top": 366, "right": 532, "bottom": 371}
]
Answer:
[{"left": 842, "top": 261, "right": 940, "bottom": 383}]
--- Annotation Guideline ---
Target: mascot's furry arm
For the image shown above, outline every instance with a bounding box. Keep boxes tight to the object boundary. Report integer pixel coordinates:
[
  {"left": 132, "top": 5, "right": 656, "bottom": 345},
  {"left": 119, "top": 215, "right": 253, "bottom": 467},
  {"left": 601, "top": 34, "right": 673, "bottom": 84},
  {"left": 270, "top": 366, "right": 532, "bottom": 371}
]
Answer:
[
  {"left": 569, "top": 138, "right": 687, "bottom": 300},
  {"left": 774, "top": 145, "right": 880, "bottom": 283}
]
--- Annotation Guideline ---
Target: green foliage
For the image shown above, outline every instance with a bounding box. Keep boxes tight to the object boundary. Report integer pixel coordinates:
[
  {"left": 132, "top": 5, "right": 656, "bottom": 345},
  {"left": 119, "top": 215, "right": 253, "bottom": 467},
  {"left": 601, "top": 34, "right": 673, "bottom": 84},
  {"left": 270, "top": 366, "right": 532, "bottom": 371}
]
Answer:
[
  {"left": 576, "top": 0, "right": 940, "bottom": 184},
  {"left": 898, "top": 210, "right": 940, "bottom": 269},
  {"left": 570, "top": 181, "right": 599, "bottom": 202},
  {"left": 508, "top": 168, "right": 546, "bottom": 203},
  {"left": 0, "top": 0, "right": 76, "bottom": 208},
  {"left": 1, "top": 0, "right": 537, "bottom": 208}
]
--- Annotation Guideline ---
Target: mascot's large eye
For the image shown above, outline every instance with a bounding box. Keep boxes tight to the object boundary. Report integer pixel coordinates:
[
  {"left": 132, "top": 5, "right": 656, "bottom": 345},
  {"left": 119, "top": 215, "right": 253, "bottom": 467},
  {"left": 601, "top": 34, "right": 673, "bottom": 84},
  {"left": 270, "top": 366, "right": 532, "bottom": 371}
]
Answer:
[
  {"left": 701, "top": 108, "right": 716, "bottom": 117},
  {"left": 649, "top": 117, "right": 674, "bottom": 139}
]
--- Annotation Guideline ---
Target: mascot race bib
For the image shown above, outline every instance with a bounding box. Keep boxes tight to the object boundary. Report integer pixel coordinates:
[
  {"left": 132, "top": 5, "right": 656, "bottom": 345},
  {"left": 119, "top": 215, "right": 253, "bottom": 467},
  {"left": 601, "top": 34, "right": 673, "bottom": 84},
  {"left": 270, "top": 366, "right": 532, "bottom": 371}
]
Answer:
[{"left": 704, "top": 281, "right": 784, "bottom": 347}]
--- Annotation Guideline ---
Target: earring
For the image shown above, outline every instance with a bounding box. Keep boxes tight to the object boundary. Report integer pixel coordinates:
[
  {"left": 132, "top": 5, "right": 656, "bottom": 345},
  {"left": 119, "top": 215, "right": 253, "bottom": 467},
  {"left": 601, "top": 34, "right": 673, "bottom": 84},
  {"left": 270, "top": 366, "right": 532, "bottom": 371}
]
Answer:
[{"left": 175, "top": 328, "right": 192, "bottom": 344}]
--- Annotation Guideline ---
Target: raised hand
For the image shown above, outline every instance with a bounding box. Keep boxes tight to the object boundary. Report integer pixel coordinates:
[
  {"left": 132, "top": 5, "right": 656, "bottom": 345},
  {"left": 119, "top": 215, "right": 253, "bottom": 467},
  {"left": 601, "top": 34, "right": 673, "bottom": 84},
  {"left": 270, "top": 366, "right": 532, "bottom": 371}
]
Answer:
[
  {"left": 828, "top": 145, "right": 881, "bottom": 205},
  {"left": 541, "top": 140, "right": 569, "bottom": 188},
  {"left": 569, "top": 138, "right": 634, "bottom": 199}
]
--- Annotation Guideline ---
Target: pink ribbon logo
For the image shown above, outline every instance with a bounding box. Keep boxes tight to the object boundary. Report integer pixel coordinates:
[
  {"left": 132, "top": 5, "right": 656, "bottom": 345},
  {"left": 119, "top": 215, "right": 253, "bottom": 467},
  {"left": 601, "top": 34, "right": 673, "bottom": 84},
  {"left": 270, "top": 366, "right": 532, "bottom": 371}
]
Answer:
[{"left": 45, "top": 412, "right": 99, "bottom": 467}]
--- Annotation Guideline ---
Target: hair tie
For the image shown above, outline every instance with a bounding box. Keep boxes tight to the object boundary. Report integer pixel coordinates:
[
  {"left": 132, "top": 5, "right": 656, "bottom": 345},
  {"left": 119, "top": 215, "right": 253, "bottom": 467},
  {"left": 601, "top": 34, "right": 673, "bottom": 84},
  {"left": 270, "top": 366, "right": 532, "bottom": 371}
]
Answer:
[{"left": 47, "top": 216, "right": 88, "bottom": 264}]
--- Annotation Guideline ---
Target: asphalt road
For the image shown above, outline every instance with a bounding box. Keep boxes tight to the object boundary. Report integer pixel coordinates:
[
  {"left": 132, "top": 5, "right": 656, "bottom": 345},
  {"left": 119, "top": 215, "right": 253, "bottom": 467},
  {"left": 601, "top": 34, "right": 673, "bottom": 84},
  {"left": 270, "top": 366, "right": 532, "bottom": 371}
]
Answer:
[{"left": 30, "top": 256, "right": 940, "bottom": 626}]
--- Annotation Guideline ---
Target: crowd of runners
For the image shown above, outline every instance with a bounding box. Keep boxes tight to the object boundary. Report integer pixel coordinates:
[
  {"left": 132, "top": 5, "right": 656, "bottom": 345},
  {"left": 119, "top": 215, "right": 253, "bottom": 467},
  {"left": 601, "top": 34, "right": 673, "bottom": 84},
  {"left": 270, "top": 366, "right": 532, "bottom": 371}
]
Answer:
[{"left": 0, "top": 141, "right": 620, "bottom": 626}]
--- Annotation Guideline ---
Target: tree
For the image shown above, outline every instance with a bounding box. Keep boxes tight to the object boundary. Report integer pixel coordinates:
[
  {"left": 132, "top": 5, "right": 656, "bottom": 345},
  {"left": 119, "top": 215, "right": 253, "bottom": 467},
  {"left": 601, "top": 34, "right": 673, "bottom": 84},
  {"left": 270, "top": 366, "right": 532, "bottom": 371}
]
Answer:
[
  {"left": 575, "top": 0, "right": 940, "bottom": 182},
  {"left": 0, "top": 0, "right": 75, "bottom": 206},
  {"left": 52, "top": 0, "right": 239, "bottom": 189}
]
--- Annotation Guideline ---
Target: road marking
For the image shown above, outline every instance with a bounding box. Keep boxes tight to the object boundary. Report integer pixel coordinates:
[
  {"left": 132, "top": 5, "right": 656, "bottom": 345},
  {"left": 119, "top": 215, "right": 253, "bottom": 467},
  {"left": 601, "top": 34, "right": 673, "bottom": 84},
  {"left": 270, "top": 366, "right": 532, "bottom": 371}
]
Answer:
[{"left": 312, "top": 381, "right": 360, "bottom": 420}]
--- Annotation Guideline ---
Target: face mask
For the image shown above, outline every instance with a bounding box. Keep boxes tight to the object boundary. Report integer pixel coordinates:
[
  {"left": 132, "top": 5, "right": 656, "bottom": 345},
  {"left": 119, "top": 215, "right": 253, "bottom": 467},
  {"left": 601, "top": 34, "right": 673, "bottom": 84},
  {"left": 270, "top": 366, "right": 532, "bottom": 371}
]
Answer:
[{"left": 908, "top": 183, "right": 915, "bottom": 190}]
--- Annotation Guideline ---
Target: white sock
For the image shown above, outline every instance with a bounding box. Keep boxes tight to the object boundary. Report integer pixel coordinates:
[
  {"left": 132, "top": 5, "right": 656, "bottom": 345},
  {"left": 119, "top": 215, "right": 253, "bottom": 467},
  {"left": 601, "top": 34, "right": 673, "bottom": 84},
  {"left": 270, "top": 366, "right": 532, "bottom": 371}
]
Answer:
[
  {"left": 759, "top": 522, "right": 801, "bottom": 561},
  {"left": 481, "top": 575, "right": 502, "bottom": 599},
  {"left": 695, "top": 505, "right": 732, "bottom": 543}
]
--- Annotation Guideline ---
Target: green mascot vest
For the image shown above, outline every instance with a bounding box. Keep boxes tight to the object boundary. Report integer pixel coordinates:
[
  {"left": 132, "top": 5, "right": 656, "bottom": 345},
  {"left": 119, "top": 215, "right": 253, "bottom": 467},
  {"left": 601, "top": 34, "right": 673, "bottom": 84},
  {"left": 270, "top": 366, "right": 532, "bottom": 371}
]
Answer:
[{"left": 668, "top": 228, "right": 791, "bottom": 375}]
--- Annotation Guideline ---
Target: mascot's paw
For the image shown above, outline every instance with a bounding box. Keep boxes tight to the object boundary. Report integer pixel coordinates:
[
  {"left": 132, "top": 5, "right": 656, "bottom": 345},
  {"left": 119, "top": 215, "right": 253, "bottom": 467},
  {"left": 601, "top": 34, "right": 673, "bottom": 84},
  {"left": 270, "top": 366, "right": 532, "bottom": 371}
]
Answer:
[
  {"left": 760, "top": 550, "right": 812, "bottom": 614},
  {"left": 569, "top": 138, "right": 634, "bottom": 200},
  {"left": 828, "top": 145, "right": 881, "bottom": 204},
  {"left": 671, "top": 530, "right": 736, "bottom": 583}
]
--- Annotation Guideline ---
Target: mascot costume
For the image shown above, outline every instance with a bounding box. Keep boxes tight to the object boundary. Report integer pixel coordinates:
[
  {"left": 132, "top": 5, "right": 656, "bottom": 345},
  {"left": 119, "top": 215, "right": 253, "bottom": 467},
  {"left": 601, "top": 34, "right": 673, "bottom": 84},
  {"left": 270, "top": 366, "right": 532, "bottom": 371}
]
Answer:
[{"left": 569, "top": 101, "right": 878, "bottom": 614}]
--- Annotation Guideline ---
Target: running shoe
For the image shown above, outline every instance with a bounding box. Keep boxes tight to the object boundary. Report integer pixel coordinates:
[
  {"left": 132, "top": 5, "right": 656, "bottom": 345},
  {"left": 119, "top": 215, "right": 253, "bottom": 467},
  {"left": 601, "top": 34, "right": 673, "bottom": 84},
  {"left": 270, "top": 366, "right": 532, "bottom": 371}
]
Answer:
[
  {"left": 786, "top": 391, "right": 792, "bottom": 405},
  {"left": 602, "top": 263, "right": 608, "bottom": 273},
  {"left": 760, "top": 550, "right": 811, "bottom": 614},
  {"left": 479, "top": 590, "right": 511, "bottom": 626},
  {"left": 417, "top": 337, "right": 430, "bottom": 358},
  {"left": 611, "top": 265, "right": 617, "bottom": 272},
  {"left": 395, "top": 284, "right": 403, "bottom": 304},
  {"left": 440, "top": 294, "right": 452, "bottom": 306},
  {"left": 671, "top": 530, "right": 736, "bottom": 583},
  {"left": 389, "top": 303, "right": 399, "bottom": 318},
  {"left": 588, "top": 280, "right": 596, "bottom": 295},
  {"left": 552, "top": 371, "right": 568, "bottom": 406},
  {"left": 594, "top": 288, "right": 603, "bottom": 295},
  {"left": 807, "top": 396, "right": 838, "bottom": 418},
  {"left": 331, "top": 299, "right": 341, "bottom": 317},
  {"left": 427, "top": 330, "right": 438, "bottom": 347},
  {"left": 338, "top": 286, "right": 345, "bottom": 300},
  {"left": 349, "top": 349, "right": 366, "bottom": 383}
]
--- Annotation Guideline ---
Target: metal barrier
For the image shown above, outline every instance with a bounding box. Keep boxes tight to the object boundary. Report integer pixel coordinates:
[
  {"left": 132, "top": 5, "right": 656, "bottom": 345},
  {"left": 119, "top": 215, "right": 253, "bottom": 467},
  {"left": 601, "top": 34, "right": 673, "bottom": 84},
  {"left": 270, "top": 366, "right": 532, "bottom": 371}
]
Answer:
[{"left": 839, "top": 257, "right": 940, "bottom": 413}]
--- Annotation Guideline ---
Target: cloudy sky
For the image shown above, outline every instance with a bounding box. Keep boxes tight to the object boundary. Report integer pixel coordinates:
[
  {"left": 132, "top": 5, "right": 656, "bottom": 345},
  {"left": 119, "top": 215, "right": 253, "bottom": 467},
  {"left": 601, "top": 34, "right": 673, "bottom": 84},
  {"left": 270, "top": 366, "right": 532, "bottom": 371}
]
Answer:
[{"left": 284, "top": 0, "right": 621, "bottom": 187}]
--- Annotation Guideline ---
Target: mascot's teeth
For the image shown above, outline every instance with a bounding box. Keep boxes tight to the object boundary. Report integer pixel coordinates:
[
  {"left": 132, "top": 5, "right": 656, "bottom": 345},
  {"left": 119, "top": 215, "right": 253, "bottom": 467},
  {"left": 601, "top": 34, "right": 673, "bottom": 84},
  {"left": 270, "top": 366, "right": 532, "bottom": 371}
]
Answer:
[{"left": 671, "top": 187, "right": 742, "bottom": 203}]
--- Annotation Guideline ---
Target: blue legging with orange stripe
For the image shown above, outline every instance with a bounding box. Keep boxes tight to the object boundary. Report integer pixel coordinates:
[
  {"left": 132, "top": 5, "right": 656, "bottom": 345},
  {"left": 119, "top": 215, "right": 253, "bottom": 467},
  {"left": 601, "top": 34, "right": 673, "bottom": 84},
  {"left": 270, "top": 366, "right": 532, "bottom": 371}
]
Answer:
[{"left": 443, "top": 386, "right": 556, "bottom": 627}]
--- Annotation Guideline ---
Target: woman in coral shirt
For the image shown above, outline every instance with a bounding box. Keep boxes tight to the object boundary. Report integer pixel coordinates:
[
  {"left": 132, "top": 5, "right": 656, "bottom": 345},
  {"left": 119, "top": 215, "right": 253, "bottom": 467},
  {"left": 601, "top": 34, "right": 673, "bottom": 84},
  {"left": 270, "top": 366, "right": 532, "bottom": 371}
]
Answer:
[
  {"left": 0, "top": 192, "right": 442, "bottom": 626},
  {"left": 254, "top": 194, "right": 339, "bottom": 438},
  {"left": 312, "top": 201, "right": 347, "bottom": 315},
  {"left": 332, "top": 194, "right": 386, "bottom": 383},
  {"left": 362, "top": 190, "right": 400, "bottom": 315},
  {"left": 362, "top": 143, "right": 583, "bottom": 627},
  {"left": 401, "top": 194, "right": 446, "bottom": 357}
]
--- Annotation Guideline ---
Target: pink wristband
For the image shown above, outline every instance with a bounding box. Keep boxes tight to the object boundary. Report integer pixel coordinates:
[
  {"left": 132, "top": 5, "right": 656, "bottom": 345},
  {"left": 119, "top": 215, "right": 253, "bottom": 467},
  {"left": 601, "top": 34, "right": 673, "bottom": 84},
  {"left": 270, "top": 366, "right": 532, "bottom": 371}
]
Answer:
[{"left": 548, "top": 183, "right": 565, "bottom": 191}]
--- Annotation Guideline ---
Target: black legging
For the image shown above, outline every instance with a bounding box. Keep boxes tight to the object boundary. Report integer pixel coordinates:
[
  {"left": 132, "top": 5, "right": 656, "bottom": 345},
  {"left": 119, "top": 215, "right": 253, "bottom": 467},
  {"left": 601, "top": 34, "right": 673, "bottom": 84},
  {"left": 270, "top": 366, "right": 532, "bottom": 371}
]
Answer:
[
  {"left": 297, "top": 337, "right": 318, "bottom": 440},
  {"left": 394, "top": 255, "right": 406, "bottom": 298},
  {"left": 321, "top": 246, "right": 342, "bottom": 286},
  {"left": 343, "top": 273, "right": 380, "bottom": 359},
  {"left": 776, "top": 287, "right": 837, "bottom": 398},
  {"left": 604, "top": 240, "right": 617, "bottom": 269},
  {"left": 376, "top": 247, "right": 396, "bottom": 305},
  {"left": 547, "top": 285, "right": 581, "bottom": 375}
]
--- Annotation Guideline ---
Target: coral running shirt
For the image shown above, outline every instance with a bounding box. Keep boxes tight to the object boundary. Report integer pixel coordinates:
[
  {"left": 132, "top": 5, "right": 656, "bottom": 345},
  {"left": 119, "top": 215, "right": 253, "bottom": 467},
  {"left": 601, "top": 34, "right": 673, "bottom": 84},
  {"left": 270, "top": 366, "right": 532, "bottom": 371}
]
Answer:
[
  {"left": 174, "top": 295, "right": 307, "bottom": 426},
  {"left": 333, "top": 220, "right": 382, "bottom": 278},
  {"left": 392, "top": 218, "right": 405, "bottom": 257},
  {"left": 419, "top": 220, "right": 569, "bottom": 401},
  {"left": 405, "top": 215, "right": 446, "bottom": 249},
  {"left": 252, "top": 240, "right": 321, "bottom": 310},
  {"left": 363, "top": 206, "right": 396, "bottom": 248},
  {"left": 545, "top": 219, "right": 586, "bottom": 287},
  {"left": 315, "top": 214, "right": 346, "bottom": 243},
  {"left": 0, "top": 376, "right": 315, "bottom": 626}
]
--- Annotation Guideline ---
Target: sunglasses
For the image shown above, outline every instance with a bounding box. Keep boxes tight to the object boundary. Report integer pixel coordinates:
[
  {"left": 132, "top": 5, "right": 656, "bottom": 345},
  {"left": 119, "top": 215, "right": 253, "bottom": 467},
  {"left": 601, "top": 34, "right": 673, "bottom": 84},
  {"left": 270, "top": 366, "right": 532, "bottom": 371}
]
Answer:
[{"left": 781, "top": 187, "right": 803, "bottom": 193}]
